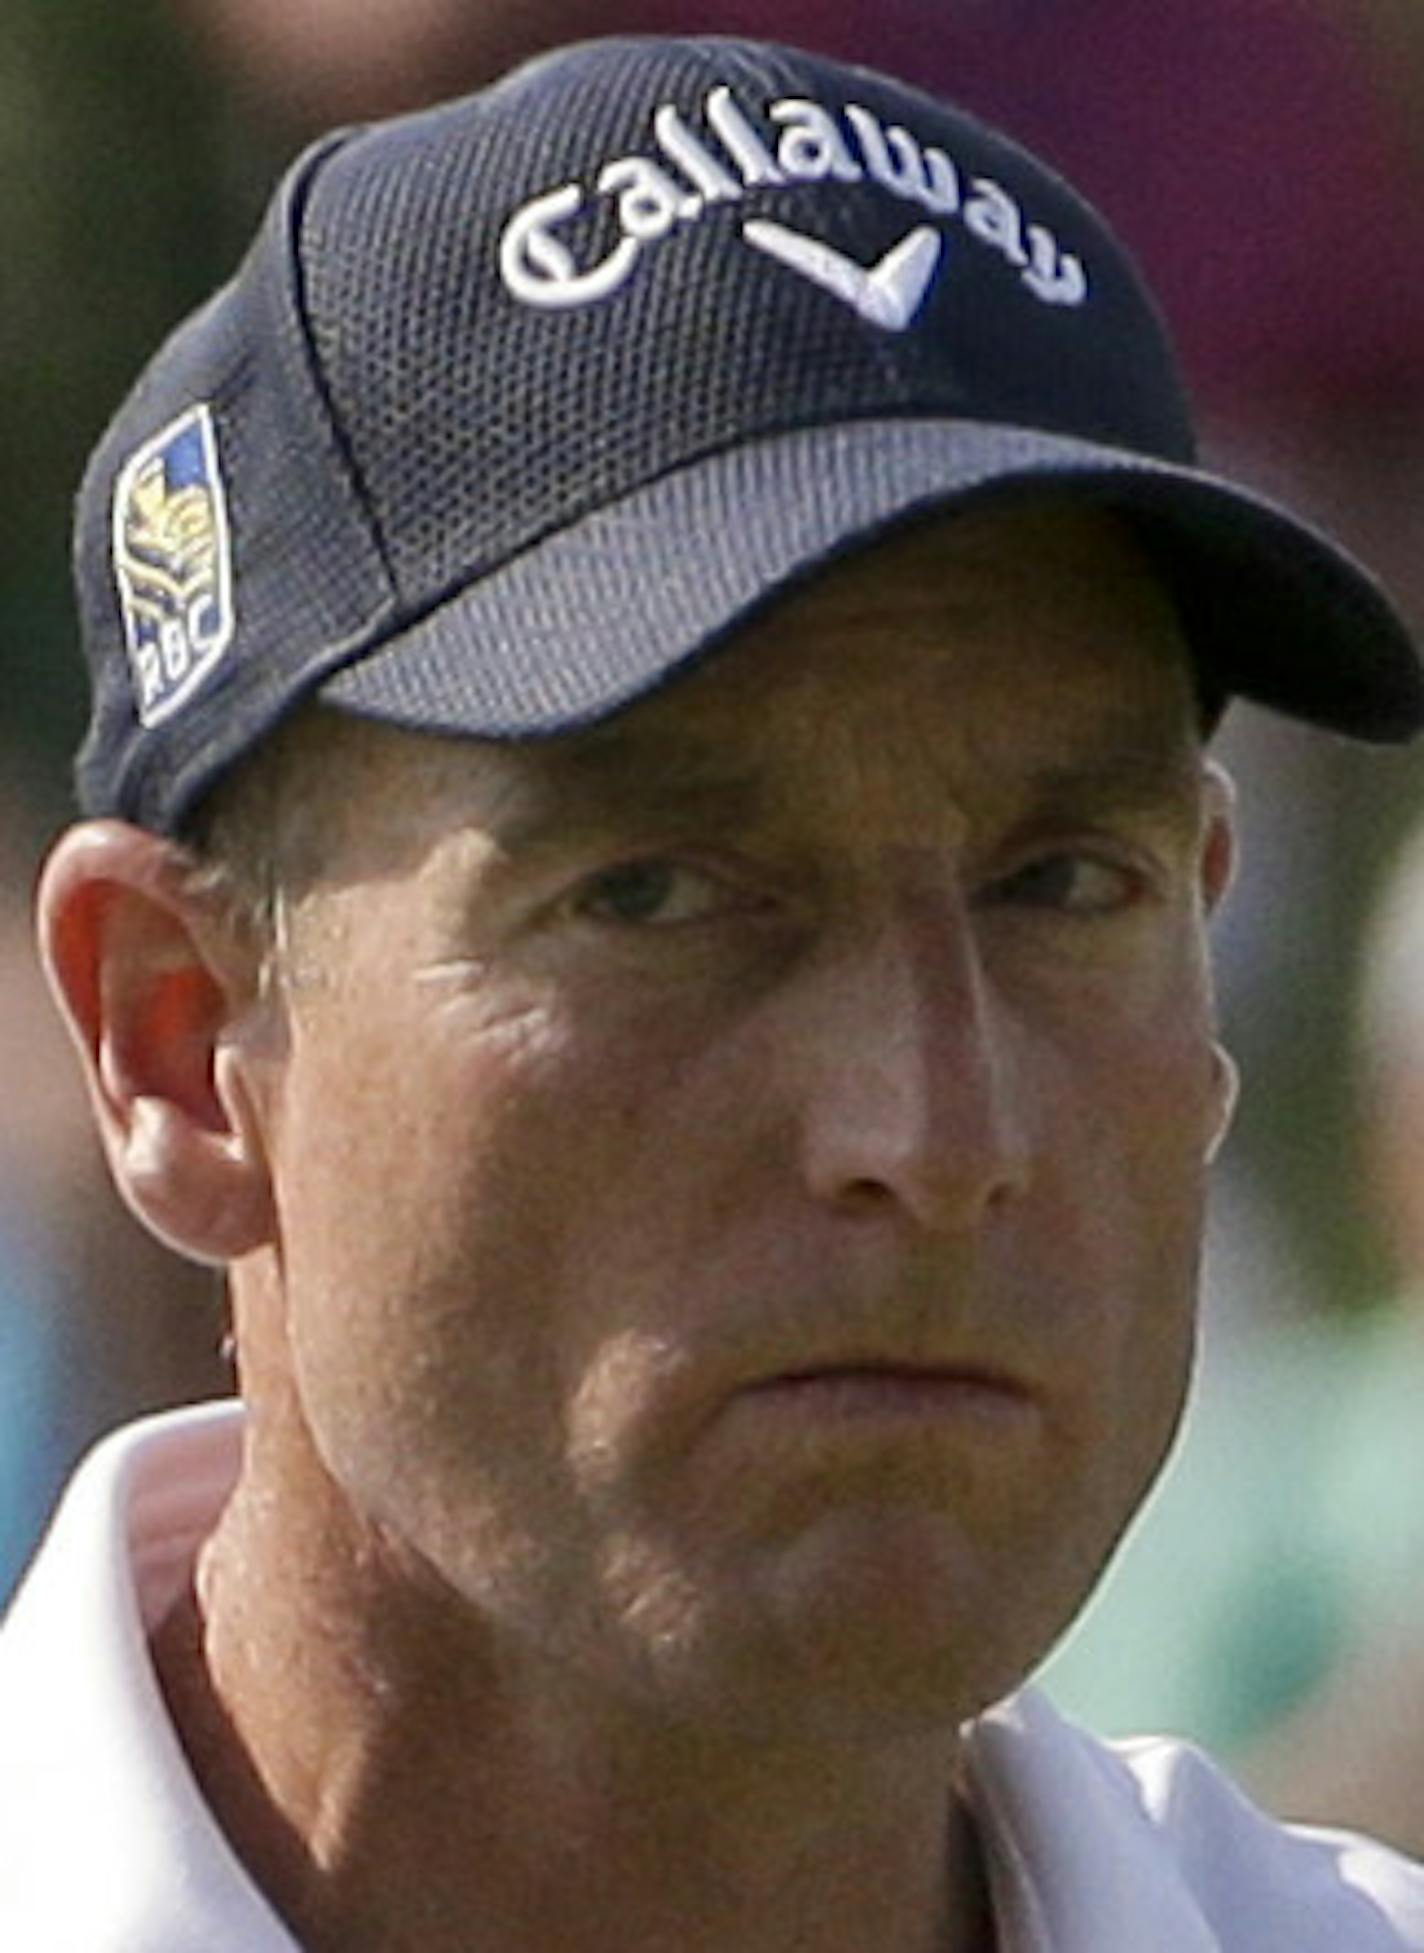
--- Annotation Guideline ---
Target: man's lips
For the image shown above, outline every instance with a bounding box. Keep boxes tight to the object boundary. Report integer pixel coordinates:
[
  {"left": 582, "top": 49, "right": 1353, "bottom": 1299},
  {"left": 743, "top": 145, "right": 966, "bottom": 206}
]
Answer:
[{"left": 736, "top": 1359, "right": 1038, "bottom": 1430}]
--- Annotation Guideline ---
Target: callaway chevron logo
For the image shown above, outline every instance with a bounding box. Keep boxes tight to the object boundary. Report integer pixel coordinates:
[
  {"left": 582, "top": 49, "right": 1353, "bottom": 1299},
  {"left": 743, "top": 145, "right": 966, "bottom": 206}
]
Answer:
[
  {"left": 499, "top": 83, "right": 1087, "bottom": 324},
  {"left": 742, "top": 219, "right": 943, "bottom": 332}
]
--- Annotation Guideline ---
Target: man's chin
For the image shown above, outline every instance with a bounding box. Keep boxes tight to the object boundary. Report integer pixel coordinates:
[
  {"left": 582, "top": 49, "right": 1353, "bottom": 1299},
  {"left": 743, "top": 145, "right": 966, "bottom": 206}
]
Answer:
[{"left": 611, "top": 1508, "right": 1073, "bottom": 1745}]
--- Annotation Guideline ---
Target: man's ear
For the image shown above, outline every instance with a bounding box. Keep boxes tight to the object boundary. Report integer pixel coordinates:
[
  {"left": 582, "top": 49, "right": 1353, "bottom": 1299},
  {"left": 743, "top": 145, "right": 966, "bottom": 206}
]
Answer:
[
  {"left": 1199, "top": 761, "right": 1241, "bottom": 1164},
  {"left": 36, "top": 820, "right": 278, "bottom": 1266},
  {"left": 1200, "top": 760, "right": 1238, "bottom": 918}
]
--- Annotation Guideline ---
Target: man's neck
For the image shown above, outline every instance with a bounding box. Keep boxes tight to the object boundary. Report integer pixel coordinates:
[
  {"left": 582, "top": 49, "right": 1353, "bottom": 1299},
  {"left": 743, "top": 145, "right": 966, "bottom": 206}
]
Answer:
[{"left": 152, "top": 1438, "right": 998, "bottom": 1953}]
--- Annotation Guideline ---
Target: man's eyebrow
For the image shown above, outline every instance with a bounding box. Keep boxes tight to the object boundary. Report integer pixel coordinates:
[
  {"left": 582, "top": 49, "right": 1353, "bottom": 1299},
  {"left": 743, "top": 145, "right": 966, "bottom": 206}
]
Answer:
[
  {"left": 1018, "top": 739, "right": 1205, "bottom": 826},
  {"left": 474, "top": 711, "right": 1204, "bottom": 851}
]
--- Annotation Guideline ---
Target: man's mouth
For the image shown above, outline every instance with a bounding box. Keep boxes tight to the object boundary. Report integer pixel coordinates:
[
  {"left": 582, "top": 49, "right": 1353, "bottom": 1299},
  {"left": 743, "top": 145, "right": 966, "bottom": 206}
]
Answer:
[{"left": 740, "top": 1360, "right": 1037, "bottom": 1431}]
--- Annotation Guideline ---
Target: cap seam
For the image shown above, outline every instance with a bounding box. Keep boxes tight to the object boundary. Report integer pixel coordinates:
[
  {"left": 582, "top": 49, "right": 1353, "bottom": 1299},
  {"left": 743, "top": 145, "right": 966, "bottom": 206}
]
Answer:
[{"left": 279, "top": 129, "right": 403, "bottom": 598}]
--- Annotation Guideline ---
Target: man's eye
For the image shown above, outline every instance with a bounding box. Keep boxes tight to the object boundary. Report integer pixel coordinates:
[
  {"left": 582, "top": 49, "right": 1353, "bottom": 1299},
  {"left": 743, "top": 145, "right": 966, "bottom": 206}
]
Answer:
[
  {"left": 572, "top": 859, "right": 729, "bottom": 927},
  {"left": 987, "top": 852, "right": 1140, "bottom": 915}
]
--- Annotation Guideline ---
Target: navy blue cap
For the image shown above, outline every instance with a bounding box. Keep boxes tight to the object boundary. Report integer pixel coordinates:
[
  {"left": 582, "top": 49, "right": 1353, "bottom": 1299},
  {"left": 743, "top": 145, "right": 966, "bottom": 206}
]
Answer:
[{"left": 74, "top": 35, "right": 1423, "bottom": 835}]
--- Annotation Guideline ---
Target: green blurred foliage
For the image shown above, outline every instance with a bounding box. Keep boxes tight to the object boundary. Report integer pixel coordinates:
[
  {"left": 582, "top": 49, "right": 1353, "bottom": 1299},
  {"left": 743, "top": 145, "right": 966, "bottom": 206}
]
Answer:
[{"left": 0, "top": 0, "right": 275, "bottom": 820}]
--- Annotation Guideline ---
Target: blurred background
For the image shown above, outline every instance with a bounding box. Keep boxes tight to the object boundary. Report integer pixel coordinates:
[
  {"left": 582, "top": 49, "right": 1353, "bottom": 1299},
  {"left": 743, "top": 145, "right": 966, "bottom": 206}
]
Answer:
[{"left": 3, "top": 0, "right": 1424, "bottom": 1847}]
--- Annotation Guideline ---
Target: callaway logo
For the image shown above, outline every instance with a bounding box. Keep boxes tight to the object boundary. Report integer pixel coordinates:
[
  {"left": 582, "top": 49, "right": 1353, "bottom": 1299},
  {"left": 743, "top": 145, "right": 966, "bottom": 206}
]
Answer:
[
  {"left": 499, "top": 84, "right": 1087, "bottom": 323},
  {"left": 743, "top": 219, "right": 942, "bottom": 332}
]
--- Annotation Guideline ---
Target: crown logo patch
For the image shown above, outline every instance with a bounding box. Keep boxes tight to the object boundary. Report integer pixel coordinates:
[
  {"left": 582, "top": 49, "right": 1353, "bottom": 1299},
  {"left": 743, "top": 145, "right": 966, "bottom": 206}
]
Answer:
[{"left": 112, "top": 404, "right": 235, "bottom": 727}]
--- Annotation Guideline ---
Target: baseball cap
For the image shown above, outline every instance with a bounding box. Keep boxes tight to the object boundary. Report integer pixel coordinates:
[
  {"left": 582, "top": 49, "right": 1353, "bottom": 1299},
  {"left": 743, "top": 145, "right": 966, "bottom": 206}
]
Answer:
[{"left": 75, "top": 35, "right": 1423, "bottom": 836}]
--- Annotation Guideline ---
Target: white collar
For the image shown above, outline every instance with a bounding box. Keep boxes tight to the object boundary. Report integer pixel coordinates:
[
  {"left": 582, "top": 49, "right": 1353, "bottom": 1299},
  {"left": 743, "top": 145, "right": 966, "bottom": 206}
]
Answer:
[{"left": 0, "top": 1401, "right": 297, "bottom": 1948}]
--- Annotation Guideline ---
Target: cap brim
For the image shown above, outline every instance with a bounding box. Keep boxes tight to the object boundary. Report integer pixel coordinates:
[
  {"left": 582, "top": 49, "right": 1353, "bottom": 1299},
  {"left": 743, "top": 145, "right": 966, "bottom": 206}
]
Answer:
[{"left": 321, "top": 417, "right": 1423, "bottom": 744}]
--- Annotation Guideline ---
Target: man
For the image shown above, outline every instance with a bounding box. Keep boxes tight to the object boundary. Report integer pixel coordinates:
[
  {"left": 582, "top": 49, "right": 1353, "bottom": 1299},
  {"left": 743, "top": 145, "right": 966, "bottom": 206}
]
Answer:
[{"left": 4, "top": 33, "right": 1424, "bottom": 1951}]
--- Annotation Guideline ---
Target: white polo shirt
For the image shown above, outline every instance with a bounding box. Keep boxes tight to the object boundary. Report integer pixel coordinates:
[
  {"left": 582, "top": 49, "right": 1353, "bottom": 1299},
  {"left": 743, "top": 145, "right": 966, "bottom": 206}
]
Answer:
[{"left": 4, "top": 1403, "right": 1424, "bottom": 1950}]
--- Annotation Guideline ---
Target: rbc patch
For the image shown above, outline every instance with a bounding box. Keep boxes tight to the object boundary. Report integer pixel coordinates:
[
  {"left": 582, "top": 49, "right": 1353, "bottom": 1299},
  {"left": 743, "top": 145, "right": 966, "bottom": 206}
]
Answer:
[{"left": 111, "top": 404, "right": 235, "bottom": 727}]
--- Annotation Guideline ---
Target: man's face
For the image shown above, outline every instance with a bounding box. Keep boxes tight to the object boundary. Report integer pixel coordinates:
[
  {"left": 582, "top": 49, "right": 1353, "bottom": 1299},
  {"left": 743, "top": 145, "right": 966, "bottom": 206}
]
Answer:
[{"left": 248, "top": 505, "right": 1232, "bottom": 1737}]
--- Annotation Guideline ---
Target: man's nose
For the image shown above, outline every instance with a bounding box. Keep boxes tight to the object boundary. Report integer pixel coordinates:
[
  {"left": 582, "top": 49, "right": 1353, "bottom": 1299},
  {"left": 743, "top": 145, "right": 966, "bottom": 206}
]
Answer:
[{"left": 793, "top": 892, "right": 1033, "bottom": 1232}]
